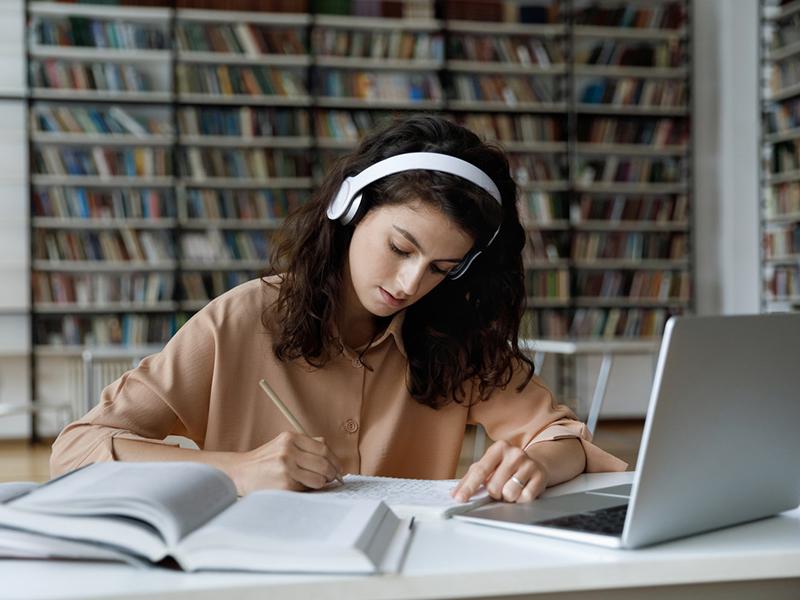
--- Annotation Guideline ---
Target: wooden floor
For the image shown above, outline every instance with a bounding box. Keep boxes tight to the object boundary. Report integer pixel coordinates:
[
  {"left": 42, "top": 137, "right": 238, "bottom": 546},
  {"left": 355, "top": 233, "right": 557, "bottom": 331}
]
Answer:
[{"left": 0, "top": 420, "right": 644, "bottom": 484}]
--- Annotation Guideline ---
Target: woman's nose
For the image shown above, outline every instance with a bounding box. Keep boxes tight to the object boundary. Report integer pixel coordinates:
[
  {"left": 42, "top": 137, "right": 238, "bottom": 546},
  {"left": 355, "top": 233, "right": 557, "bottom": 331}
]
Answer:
[{"left": 397, "top": 261, "right": 426, "bottom": 297}]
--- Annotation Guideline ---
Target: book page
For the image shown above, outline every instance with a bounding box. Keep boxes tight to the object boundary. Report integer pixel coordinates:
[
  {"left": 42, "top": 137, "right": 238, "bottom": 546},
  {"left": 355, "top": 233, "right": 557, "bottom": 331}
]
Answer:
[
  {"left": 316, "top": 475, "right": 490, "bottom": 518},
  {"left": 11, "top": 462, "right": 236, "bottom": 545},
  {"left": 0, "top": 482, "right": 38, "bottom": 503}
]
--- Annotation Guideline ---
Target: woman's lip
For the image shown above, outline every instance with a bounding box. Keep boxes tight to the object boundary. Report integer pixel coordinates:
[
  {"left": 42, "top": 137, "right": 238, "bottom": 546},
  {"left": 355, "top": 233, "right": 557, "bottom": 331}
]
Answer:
[{"left": 379, "top": 287, "right": 404, "bottom": 307}]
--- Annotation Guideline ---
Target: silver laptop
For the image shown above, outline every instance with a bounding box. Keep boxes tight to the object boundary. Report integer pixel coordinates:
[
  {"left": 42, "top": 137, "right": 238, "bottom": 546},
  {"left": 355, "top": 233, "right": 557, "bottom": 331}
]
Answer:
[{"left": 455, "top": 314, "right": 800, "bottom": 548}]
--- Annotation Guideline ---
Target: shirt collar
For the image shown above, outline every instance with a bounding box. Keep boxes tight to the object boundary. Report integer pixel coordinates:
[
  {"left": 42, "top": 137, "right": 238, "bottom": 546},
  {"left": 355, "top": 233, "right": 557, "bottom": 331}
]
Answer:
[{"left": 336, "top": 310, "right": 407, "bottom": 359}]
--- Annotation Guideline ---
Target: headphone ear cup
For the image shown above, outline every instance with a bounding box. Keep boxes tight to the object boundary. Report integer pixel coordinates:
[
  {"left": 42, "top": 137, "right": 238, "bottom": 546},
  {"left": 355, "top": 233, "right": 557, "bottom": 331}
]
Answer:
[
  {"left": 327, "top": 178, "right": 353, "bottom": 221},
  {"left": 448, "top": 249, "right": 480, "bottom": 280},
  {"left": 340, "top": 192, "right": 363, "bottom": 225}
]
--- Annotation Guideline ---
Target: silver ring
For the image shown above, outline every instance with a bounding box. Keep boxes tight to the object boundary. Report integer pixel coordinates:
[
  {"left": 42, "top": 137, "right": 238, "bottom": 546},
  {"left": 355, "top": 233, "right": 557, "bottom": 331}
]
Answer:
[{"left": 510, "top": 475, "right": 526, "bottom": 488}]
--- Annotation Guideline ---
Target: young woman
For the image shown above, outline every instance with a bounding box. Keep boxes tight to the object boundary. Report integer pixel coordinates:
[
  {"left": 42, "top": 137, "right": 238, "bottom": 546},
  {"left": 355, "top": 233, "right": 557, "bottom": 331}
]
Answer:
[{"left": 50, "top": 115, "right": 626, "bottom": 503}]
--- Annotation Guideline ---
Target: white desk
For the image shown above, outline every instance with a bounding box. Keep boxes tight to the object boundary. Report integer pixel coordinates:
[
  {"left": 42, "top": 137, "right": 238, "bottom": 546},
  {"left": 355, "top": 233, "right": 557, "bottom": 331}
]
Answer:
[{"left": 3, "top": 472, "right": 800, "bottom": 600}]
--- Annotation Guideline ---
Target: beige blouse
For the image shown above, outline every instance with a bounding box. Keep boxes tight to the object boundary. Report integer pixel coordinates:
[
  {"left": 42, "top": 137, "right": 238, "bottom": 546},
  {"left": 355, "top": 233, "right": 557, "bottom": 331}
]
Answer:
[{"left": 50, "top": 277, "right": 627, "bottom": 478}]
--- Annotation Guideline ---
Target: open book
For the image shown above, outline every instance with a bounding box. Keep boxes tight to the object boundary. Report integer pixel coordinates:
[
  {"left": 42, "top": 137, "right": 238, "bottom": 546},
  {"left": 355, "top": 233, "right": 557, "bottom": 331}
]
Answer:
[{"left": 0, "top": 463, "right": 411, "bottom": 574}]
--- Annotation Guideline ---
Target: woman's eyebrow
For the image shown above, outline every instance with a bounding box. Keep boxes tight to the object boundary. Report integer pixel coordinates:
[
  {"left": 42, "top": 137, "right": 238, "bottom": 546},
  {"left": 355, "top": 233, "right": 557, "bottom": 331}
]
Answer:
[{"left": 392, "top": 225, "right": 463, "bottom": 263}]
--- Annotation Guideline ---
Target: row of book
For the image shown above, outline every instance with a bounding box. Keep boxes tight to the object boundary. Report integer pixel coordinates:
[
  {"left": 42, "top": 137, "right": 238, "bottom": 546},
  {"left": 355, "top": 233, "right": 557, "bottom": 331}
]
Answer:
[
  {"left": 763, "top": 225, "right": 800, "bottom": 258},
  {"left": 34, "top": 106, "right": 170, "bottom": 136},
  {"left": 179, "top": 107, "right": 310, "bottom": 138},
  {"left": 176, "top": 65, "right": 307, "bottom": 97},
  {"left": 32, "top": 272, "right": 175, "bottom": 305},
  {"left": 518, "top": 192, "right": 569, "bottom": 223},
  {"left": 575, "top": 41, "right": 683, "bottom": 68},
  {"left": 313, "top": 109, "right": 385, "bottom": 140},
  {"left": 31, "top": 60, "right": 155, "bottom": 92},
  {"left": 31, "top": 271, "right": 264, "bottom": 306},
  {"left": 451, "top": 74, "right": 557, "bottom": 104},
  {"left": 33, "top": 17, "right": 168, "bottom": 50},
  {"left": 179, "top": 148, "right": 310, "bottom": 179},
  {"left": 577, "top": 157, "right": 683, "bottom": 184},
  {"left": 34, "top": 230, "right": 175, "bottom": 263},
  {"left": 447, "top": 35, "right": 562, "bottom": 66},
  {"left": 185, "top": 189, "right": 308, "bottom": 220},
  {"left": 575, "top": 195, "right": 689, "bottom": 223},
  {"left": 569, "top": 307, "right": 674, "bottom": 339},
  {"left": 312, "top": 29, "right": 443, "bottom": 61},
  {"left": 764, "top": 97, "right": 800, "bottom": 134},
  {"left": 34, "top": 147, "right": 171, "bottom": 178},
  {"left": 577, "top": 118, "right": 688, "bottom": 147},
  {"left": 764, "top": 266, "right": 799, "bottom": 298},
  {"left": 36, "top": 315, "right": 177, "bottom": 346},
  {"left": 770, "top": 142, "right": 800, "bottom": 175},
  {"left": 579, "top": 79, "right": 686, "bottom": 107},
  {"left": 33, "top": 188, "right": 174, "bottom": 220},
  {"left": 318, "top": 71, "right": 442, "bottom": 101},
  {"left": 181, "top": 271, "right": 255, "bottom": 302},
  {"left": 526, "top": 269, "right": 569, "bottom": 300},
  {"left": 458, "top": 113, "right": 563, "bottom": 144},
  {"left": 764, "top": 182, "right": 800, "bottom": 219},
  {"left": 176, "top": 22, "right": 305, "bottom": 55},
  {"left": 571, "top": 232, "right": 688, "bottom": 261},
  {"left": 509, "top": 155, "right": 564, "bottom": 183},
  {"left": 181, "top": 230, "right": 269, "bottom": 261},
  {"left": 520, "top": 307, "right": 678, "bottom": 340},
  {"left": 574, "top": 270, "right": 691, "bottom": 301},
  {"left": 769, "top": 56, "right": 800, "bottom": 93},
  {"left": 769, "top": 11, "right": 800, "bottom": 49},
  {"left": 573, "top": 4, "right": 685, "bottom": 30}
]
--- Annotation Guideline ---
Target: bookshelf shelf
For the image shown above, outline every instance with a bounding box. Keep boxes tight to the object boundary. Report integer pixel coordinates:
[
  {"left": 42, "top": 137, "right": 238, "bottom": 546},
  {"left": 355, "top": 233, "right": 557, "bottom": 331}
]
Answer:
[
  {"left": 176, "top": 94, "right": 313, "bottom": 106},
  {"left": 573, "top": 220, "right": 689, "bottom": 232},
  {"left": 572, "top": 25, "right": 687, "bottom": 41},
  {"left": 766, "top": 82, "right": 800, "bottom": 102},
  {"left": 764, "top": 211, "right": 800, "bottom": 224},
  {"left": 178, "top": 135, "right": 312, "bottom": 148},
  {"left": 315, "top": 97, "right": 445, "bottom": 110},
  {"left": 34, "top": 302, "right": 179, "bottom": 314},
  {"left": 575, "top": 104, "right": 689, "bottom": 116},
  {"left": 180, "top": 218, "right": 284, "bottom": 230},
  {"left": 177, "top": 9, "right": 312, "bottom": 26},
  {"left": 575, "top": 143, "right": 688, "bottom": 157},
  {"left": 574, "top": 183, "right": 688, "bottom": 195},
  {"left": 30, "top": 89, "right": 173, "bottom": 103},
  {"left": 180, "top": 177, "right": 312, "bottom": 189},
  {"left": 446, "top": 20, "right": 565, "bottom": 36},
  {"left": 34, "top": 345, "right": 165, "bottom": 358},
  {"left": 28, "top": 1, "right": 169, "bottom": 20},
  {"left": 446, "top": 61, "right": 567, "bottom": 75},
  {"left": 573, "top": 65, "right": 688, "bottom": 79},
  {"left": 765, "top": 169, "right": 800, "bottom": 184},
  {"left": 181, "top": 260, "right": 265, "bottom": 271},
  {"left": 31, "top": 175, "right": 175, "bottom": 187},
  {"left": 177, "top": 52, "right": 312, "bottom": 67},
  {"left": 764, "top": 126, "right": 800, "bottom": 144},
  {"left": 31, "top": 133, "right": 175, "bottom": 147},
  {"left": 316, "top": 57, "right": 443, "bottom": 71},
  {"left": 524, "top": 220, "right": 570, "bottom": 230},
  {"left": 572, "top": 259, "right": 690, "bottom": 270},
  {"left": 448, "top": 100, "right": 567, "bottom": 113},
  {"left": 766, "top": 39, "right": 800, "bottom": 61},
  {"left": 314, "top": 15, "right": 441, "bottom": 32},
  {"left": 29, "top": 46, "right": 170, "bottom": 63},
  {"left": 33, "top": 260, "right": 178, "bottom": 273},
  {"left": 32, "top": 218, "right": 177, "bottom": 230}
]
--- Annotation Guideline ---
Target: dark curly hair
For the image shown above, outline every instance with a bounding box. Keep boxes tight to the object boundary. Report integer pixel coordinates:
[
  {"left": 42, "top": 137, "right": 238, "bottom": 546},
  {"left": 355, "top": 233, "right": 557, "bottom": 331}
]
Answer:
[{"left": 263, "top": 114, "right": 534, "bottom": 408}]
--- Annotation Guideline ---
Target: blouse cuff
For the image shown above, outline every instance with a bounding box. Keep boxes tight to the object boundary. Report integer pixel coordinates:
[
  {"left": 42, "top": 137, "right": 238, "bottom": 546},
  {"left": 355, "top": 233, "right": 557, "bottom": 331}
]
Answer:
[{"left": 523, "top": 422, "right": 628, "bottom": 473}]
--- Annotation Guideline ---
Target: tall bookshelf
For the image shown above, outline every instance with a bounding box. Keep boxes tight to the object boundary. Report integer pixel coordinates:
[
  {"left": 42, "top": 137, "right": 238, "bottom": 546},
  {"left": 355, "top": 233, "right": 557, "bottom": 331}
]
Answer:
[
  {"left": 760, "top": 0, "right": 800, "bottom": 313},
  {"left": 26, "top": 0, "right": 695, "bottom": 365}
]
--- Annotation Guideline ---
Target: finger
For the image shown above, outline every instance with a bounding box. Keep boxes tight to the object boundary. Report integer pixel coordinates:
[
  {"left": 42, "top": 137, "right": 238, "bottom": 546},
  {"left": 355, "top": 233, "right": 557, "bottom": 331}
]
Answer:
[
  {"left": 294, "top": 447, "right": 339, "bottom": 486},
  {"left": 485, "top": 453, "right": 529, "bottom": 500},
  {"left": 294, "top": 435, "right": 344, "bottom": 476},
  {"left": 452, "top": 445, "right": 505, "bottom": 502},
  {"left": 500, "top": 464, "right": 536, "bottom": 503},
  {"left": 286, "top": 461, "right": 331, "bottom": 490},
  {"left": 515, "top": 468, "right": 547, "bottom": 503}
]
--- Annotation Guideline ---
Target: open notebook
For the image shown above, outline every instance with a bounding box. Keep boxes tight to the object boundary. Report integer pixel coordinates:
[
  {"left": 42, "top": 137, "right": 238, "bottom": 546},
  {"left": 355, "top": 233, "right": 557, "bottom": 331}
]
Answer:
[{"left": 319, "top": 475, "right": 491, "bottom": 519}]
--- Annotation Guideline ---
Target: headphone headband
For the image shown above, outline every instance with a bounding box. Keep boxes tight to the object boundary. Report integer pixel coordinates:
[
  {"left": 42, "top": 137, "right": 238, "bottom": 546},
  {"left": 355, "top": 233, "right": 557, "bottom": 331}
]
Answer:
[{"left": 327, "top": 152, "right": 503, "bottom": 279}]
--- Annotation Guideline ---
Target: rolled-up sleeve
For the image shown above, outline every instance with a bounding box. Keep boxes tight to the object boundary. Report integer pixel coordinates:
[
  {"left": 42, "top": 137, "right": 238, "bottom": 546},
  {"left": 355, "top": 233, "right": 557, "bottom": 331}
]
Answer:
[
  {"left": 468, "top": 365, "right": 628, "bottom": 472},
  {"left": 49, "top": 302, "right": 219, "bottom": 477}
]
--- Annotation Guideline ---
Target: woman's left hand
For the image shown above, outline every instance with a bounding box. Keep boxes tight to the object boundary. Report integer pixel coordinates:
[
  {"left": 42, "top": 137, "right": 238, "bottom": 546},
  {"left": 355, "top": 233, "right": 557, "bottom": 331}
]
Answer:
[{"left": 451, "top": 440, "right": 549, "bottom": 504}]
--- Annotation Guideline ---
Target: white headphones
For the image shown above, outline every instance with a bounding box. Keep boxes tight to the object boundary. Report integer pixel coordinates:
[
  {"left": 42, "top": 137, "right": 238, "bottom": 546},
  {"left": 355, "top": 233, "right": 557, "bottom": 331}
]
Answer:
[{"left": 326, "top": 152, "right": 503, "bottom": 279}]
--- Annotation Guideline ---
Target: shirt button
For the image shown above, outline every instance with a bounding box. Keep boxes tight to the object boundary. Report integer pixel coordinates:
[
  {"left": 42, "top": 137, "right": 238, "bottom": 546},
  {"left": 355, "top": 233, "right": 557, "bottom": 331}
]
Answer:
[
  {"left": 343, "top": 418, "right": 359, "bottom": 433},
  {"left": 352, "top": 357, "right": 364, "bottom": 368}
]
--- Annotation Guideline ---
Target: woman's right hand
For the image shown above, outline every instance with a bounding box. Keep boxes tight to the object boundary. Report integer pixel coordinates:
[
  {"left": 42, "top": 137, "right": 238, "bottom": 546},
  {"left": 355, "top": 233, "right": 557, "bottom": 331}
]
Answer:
[{"left": 229, "top": 431, "right": 344, "bottom": 496}]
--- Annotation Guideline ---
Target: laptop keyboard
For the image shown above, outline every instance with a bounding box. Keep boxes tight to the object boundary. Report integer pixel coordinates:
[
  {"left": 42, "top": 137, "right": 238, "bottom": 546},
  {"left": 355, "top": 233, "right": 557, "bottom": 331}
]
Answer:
[{"left": 536, "top": 503, "right": 628, "bottom": 536}]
